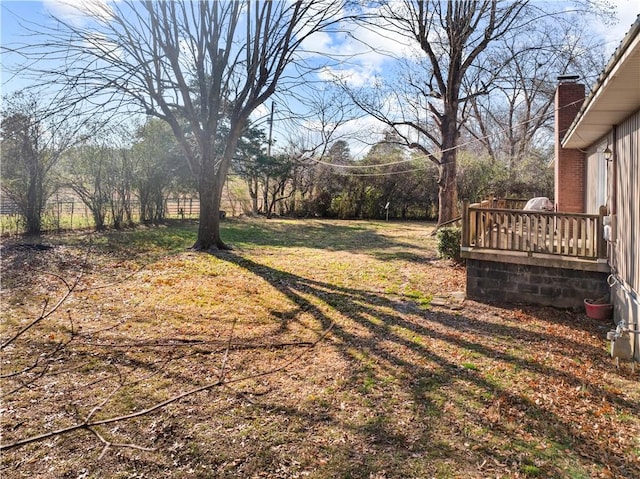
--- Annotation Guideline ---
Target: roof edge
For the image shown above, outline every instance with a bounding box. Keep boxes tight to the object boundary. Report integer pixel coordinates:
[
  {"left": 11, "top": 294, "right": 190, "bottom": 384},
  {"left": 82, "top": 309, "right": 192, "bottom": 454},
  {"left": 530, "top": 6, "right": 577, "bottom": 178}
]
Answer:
[{"left": 561, "top": 15, "right": 640, "bottom": 147}]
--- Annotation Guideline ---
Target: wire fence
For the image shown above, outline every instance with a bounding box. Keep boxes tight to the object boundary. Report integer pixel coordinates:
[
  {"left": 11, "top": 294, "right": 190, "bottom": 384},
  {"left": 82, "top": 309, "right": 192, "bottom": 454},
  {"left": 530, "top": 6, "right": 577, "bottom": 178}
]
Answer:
[{"left": 0, "top": 197, "right": 201, "bottom": 236}]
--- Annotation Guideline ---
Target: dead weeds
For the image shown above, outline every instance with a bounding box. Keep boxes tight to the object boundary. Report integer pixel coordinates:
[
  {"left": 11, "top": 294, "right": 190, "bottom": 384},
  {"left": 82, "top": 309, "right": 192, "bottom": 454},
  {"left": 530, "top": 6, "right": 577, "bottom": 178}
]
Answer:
[{"left": 1, "top": 219, "right": 639, "bottom": 478}]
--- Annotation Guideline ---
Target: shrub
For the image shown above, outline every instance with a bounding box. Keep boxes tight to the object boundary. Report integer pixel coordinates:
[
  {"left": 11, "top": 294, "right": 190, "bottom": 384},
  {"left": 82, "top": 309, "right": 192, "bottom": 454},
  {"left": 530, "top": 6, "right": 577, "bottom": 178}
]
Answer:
[{"left": 436, "top": 226, "right": 462, "bottom": 262}]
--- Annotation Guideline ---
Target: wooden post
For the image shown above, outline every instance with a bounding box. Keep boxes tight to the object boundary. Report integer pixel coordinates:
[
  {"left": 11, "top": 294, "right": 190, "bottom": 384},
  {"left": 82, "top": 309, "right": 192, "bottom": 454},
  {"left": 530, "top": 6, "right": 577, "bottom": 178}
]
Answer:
[
  {"left": 598, "top": 205, "right": 608, "bottom": 259},
  {"left": 462, "top": 200, "right": 470, "bottom": 248}
]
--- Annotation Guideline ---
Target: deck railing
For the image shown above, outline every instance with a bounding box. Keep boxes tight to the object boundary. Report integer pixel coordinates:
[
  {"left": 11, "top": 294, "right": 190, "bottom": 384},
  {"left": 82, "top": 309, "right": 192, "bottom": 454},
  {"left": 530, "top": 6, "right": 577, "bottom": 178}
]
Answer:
[
  {"left": 461, "top": 201, "right": 607, "bottom": 260},
  {"left": 475, "top": 196, "right": 530, "bottom": 210}
]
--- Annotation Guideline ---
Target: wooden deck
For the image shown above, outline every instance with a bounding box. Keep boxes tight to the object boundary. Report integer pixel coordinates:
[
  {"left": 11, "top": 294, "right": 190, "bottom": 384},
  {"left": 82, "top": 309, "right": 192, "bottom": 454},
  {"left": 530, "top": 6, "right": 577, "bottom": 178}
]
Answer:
[{"left": 461, "top": 201, "right": 608, "bottom": 267}]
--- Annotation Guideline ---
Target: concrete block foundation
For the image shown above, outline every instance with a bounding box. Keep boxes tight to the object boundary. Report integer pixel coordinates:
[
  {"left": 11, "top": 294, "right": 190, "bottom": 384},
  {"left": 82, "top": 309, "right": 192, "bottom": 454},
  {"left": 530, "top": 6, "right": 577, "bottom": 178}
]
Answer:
[{"left": 466, "top": 258, "right": 610, "bottom": 309}]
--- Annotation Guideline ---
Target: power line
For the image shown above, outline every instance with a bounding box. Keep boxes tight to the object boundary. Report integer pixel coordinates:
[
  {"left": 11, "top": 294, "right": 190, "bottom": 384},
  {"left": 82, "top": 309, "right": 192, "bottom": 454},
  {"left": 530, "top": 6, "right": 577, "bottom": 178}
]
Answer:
[{"left": 308, "top": 97, "right": 584, "bottom": 173}]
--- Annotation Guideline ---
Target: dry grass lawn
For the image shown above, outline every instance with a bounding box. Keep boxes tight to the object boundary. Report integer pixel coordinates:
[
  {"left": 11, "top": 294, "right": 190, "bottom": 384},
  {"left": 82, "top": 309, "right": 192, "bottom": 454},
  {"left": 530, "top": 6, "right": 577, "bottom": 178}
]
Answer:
[{"left": 1, "top": 218, "right": 639, "bottom": 478}]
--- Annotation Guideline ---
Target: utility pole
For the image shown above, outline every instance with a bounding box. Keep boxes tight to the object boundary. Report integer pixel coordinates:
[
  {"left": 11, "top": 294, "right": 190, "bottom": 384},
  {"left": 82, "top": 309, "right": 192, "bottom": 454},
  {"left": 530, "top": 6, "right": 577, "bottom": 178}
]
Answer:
[{"left": 267, "top": 101, "right": 275, "bottom": 157}]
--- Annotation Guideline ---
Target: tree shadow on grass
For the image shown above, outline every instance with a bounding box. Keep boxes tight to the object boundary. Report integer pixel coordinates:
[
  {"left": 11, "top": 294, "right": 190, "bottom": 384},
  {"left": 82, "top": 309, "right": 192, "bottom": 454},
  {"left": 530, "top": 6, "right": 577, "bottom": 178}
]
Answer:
[
  {"left": 222, "top": 218, "right": 435, "bottom": 255},
  {"left": 3, "top": 234, "right": 637, "bottom": 478},
  {"left": 217, "top": 251, "right": 640, "bottom": 478}
]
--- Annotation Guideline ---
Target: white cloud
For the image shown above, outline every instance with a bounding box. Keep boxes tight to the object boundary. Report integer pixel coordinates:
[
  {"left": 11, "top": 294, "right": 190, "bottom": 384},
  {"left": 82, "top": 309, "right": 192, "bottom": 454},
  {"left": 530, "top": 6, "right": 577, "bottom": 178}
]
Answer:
[
  {"left": 41, "top": 0, "right": 114, "bottom": 26},
  {"left": 250, "top": 102, "right": 271, "bottom": 124},
  {"left": 302, "top": 2, "right": 416, "bottom": 88},
  {"left": 301, "top": 30, "right": 335, "bottom": 55},
  {"left": 317, "top": 65, "right": 381, "bottom": 88}
]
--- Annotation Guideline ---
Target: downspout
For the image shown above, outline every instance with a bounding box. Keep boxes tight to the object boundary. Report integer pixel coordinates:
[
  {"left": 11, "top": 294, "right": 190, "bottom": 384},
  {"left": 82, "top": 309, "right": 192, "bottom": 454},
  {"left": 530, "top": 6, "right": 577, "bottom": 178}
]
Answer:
[{"left": 611, "top": 125, "right": 617, "bottom": 217}]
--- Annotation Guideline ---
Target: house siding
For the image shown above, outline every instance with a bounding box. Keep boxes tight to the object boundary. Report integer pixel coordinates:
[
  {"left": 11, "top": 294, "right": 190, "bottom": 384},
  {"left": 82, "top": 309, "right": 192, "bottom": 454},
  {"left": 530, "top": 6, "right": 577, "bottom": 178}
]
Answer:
[
  {"left": 610, "top": 110, "right": 640, "bottom": 361},
  {"left": 585, "top": 137, "right": 611, "bottom": 215}
]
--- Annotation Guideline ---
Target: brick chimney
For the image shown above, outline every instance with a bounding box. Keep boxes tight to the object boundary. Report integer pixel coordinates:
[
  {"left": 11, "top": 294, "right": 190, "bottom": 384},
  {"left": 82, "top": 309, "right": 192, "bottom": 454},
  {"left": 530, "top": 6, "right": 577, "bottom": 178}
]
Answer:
[{"left": 554, "top": 75, "right": 585, "bottom": 213}]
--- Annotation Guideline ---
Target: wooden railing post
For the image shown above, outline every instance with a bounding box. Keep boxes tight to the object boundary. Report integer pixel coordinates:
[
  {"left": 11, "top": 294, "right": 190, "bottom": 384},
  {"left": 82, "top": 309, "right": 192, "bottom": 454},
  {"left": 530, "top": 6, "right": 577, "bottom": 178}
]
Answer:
[
  {"left": 598, "top": 205, "right": 608, "bottom": 259},
  {"left": 462, "top": 200, "right": 470, "bottom": 248}
]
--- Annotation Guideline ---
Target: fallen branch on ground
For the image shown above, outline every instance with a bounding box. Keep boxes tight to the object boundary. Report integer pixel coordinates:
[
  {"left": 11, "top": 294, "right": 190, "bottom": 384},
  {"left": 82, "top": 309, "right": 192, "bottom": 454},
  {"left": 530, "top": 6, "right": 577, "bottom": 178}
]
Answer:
[{"left": 0, "top": 321, "right": 334, "bottom": 453}]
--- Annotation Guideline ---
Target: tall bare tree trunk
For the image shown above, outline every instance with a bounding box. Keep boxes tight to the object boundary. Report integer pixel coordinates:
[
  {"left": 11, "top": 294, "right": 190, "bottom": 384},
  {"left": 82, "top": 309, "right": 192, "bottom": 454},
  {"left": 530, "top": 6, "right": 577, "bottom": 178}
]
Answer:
[
  {"left": 438, "top": 96, "right": 460, "bottom": 224},
  {"left": 438, "top": 151, "right": 458, "bottom": 225},
  {"left": 196, "top": 178, "right": 217, "bottom": 251}
]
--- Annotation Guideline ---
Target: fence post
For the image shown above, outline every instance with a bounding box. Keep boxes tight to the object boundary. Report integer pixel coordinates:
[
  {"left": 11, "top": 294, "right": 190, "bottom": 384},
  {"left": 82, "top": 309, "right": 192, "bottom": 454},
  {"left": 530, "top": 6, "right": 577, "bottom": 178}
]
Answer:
[{"left": 55, "top": 193, "right": 61, "bottom": 232}]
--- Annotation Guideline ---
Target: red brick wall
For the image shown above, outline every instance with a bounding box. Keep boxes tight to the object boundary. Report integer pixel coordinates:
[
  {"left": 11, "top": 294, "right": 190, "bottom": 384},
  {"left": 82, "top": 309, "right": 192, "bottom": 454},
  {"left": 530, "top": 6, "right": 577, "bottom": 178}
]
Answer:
[{"left": 554, "top": 81, "right": 586, "bottom": 213}]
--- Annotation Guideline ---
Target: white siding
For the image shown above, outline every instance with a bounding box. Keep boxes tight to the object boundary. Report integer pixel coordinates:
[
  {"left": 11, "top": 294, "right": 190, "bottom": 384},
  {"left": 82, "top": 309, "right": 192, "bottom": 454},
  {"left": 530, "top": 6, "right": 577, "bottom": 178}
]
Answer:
[
  {"left": 610, "top": 110, "right": 640, "bottom": 360},
  {"left": 585, "top": 138, "right": 611, "bottom": 214}
]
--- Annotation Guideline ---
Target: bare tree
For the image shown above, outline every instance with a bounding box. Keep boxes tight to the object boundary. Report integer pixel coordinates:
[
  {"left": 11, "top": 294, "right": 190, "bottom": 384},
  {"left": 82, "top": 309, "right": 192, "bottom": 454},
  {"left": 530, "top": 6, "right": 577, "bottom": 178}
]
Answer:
[
  {"left": 61, "top": 126, "right": 137, "bottom": 231},
  {"left": 0, "top": 92, "right": 84, "bottom": 234},
  {"left": 343, "top": 0, "right": 609, "bottom": 224},
  {"left": 464, "top": 15, "right": 608, "bottom": 175},
  {"left": 62, "top": 143, "right": 111, "bottom": 230},
  {"left": 344, "top": 0, "right": 529, "bottom": 224},
  {"left": 8, "top": 1, "right": 347, "bottom": 249}
]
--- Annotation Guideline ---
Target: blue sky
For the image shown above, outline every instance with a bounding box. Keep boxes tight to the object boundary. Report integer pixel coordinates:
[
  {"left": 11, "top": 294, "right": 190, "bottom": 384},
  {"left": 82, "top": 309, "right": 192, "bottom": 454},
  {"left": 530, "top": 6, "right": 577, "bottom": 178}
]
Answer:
[
  {"left": 2, "top": 0, "right": 639, "bottom": 158},
  {"left": 3, "top": 0, "right": 639, "bottom": 94}
]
